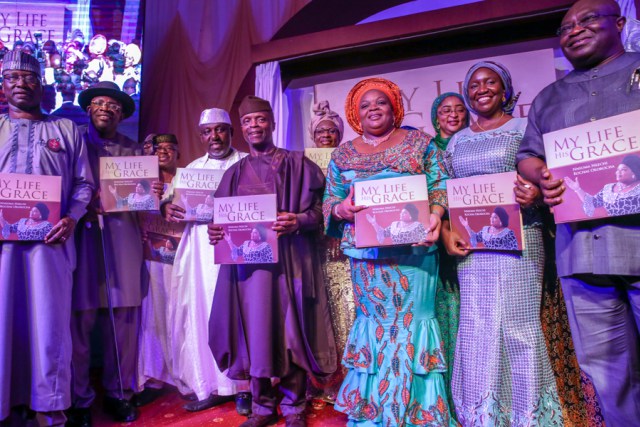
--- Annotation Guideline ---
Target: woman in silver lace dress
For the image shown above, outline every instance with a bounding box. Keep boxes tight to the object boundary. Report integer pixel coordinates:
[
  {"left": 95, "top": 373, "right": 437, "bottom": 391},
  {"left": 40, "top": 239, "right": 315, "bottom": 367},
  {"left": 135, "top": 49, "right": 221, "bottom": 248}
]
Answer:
[{"left": 443, "top": 61, "right": 563, "bottom": 426}]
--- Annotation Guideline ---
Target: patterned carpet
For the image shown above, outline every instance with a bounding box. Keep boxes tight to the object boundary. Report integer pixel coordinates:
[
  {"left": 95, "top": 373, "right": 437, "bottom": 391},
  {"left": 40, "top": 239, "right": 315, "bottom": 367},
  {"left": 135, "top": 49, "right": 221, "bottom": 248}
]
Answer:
[{"left": 93, "top": 391, "right": 347, "bottom": 427}]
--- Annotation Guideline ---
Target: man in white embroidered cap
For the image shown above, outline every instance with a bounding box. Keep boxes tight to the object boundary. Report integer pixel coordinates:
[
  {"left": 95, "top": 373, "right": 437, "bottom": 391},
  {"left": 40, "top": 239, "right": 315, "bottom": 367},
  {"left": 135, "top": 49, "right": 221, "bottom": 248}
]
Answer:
[
  {"left": 162, "top": 108, "right": 250, "bottom": 413},
  {"left": 0, "top": 51, "right": 93, "bottom": 426}
]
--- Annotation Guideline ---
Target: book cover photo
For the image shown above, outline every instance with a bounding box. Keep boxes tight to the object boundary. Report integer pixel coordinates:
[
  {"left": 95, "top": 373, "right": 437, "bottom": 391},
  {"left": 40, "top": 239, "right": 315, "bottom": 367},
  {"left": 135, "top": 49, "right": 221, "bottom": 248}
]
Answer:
[
  {"left": 100, "top": 156, "right": 159, "bottom": 213},
  {"left": 543, "top": 109, "right": 640, "bottom": 223},
  {"left": 447, "top": 171, "right": 524, "bottom": 251},
  {"left": 0, "top": 172, "right": 62, "bottom": 241},
  {"left": 139, "top": 212, "right": 186, "bottom": 265},
  {"left": 213, "top": 193, "right": 278, "bottom": 264},
  {"left": 353, "top": 175, "right": 430, "bottom": 248},
  {"left": 304, "top": 147, "right": 335, "bottom": 176},
  {"left": 172, "top": 168, "right": 226, "bottom": 222}
]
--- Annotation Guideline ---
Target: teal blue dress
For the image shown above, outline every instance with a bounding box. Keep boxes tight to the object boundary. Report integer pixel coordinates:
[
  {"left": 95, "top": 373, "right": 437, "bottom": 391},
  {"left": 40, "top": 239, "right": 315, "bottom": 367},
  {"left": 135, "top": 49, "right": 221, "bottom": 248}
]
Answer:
[{"left": 323, "top": 130, "right": 456, "bottom": 427}]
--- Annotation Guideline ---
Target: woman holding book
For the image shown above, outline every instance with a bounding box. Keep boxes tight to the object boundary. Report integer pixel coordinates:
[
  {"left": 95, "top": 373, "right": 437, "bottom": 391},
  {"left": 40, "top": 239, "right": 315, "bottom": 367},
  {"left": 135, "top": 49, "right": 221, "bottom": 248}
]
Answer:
[
  {"left": 442, "top": 61, "right": 562, "bottom": 425},
  {"left": 223, "top": 224, "right": 274, "bottom": 263},
  {"left": 0, "top": 203, "right": 53, "bottom": 240},
  {"left": 459, "top": 207, "right": 518, "bottom": 250},
  {"left": 109, "top": 179, "right": 156, "bottom": 210},
  {"left": 308, "top": 101, "right": 354, "bottom": 406},
  {"left": 323, "top": 77, "right": 456, "bottom": 426},
  {"left": 564, "top": 154, "right": 640, "bottom": 217},
  {"left": 430, "top": 92, "right": 469, "bottom": 416}
]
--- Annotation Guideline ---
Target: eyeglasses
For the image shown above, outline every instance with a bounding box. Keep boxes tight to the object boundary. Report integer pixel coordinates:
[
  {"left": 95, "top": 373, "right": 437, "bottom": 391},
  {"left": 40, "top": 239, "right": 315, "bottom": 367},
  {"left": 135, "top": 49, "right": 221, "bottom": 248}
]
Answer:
[
  {"left": 2, "top": 73, "right": 40, "bottom": 85},
  {"left": 155, "top": 146, "right": 177, "bottom": 154},
  {"left": 437, "top": 106, "right": 467, "bottom": 116},
  {"left": 90, "top": 100, "right": 122, "bottom": 113},
  {"left": 556, "top": 13, "right": 620, "bottom": 36},
  {"left": 314, "top": 128, "right": 339, "bottom": 136}
]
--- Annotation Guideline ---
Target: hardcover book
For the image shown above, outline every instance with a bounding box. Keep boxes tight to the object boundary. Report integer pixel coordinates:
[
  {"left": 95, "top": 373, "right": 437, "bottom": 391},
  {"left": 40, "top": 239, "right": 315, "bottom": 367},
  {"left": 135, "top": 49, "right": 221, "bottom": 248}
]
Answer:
[
  {"left": 100, "top": 156, "right": 159, "bottom": 212},
  {"left": 543, "top": 110, "right": 640, "bottom": 223},
  {"left": 0, "top": 172, "right": 62, "bottom": 241},
  {"left": 139, "top": 211, "right": 186, "bottom": 265},
  {"left": 447, "top": 171, "right": 524, "bottom": 251},
  {"left": 213, "top": 193, "right": 278, "bottom": 264},
  {"left": 353, "top": 175, "right": 430, "bottom": 248},
  {"left": 172, "top": 168, "right": 225, "bottom": 222},
  {"left": 304, "top": 147, "right": 335, "bottom": 175}
]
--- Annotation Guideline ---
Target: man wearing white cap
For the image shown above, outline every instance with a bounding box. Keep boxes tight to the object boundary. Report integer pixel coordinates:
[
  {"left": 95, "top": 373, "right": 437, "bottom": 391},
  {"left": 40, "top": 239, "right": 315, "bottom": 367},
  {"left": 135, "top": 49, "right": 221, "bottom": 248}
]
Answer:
[
  {"left": 0, "top": 51, "right": 93, "bottom": 426},
  {"left": 162, "top": 108, "right": 249, "bottom": 413}
]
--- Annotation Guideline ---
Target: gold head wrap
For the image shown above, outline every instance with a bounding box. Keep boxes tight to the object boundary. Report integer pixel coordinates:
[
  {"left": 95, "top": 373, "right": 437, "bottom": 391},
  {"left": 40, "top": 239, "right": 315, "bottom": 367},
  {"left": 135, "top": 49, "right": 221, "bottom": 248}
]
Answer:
[{"left": 344, "top": 77, "right": 404, "bottom": 135}]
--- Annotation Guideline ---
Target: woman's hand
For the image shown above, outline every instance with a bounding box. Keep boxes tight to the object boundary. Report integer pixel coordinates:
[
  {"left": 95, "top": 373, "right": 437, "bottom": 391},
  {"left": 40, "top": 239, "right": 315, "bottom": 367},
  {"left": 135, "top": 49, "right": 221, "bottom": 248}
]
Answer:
[
  {"left": 539, "top": 167, "right": 565, "bottom": 206},
  {"left": 207, "top": 223, "right": 224, "bottom": 245},
  {"left": 333, "top": 186, "right": 367, "bottom": 222},
  {"left": 564, "top": 176, "right": 580, "bottom": 192},
  {"left": 273, "top": 211, "right": 298, "bottom": 237},
  {"left": 108, "top": 185, "right": 117, "bottom": 196},
  {"left": 442, "top": 221, "right": 471, "bottom": 256},
  {"left": 459, "top": 216, "right": 468, "bottom": 227},
  {"left": 223, "top": 232, "right": 232, "bottom": 243},
  {"left": 152, "top": 181, "right": 164, "bottom": 198},
  {"left": 413, "top": 212, "right": 442, "bottom": 247},
  {"left": 514, "top": 174, "right": 541, "bottom": 208},
  {"left": 366, "top": 213, "right": 377, "bottom": 225}
]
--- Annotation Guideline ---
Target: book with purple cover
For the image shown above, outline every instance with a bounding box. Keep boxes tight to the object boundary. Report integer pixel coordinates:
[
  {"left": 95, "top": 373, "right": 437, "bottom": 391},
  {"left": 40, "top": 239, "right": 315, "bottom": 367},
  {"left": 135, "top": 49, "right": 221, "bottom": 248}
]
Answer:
[
  {"left": 447, "top": 171, "right": 524, "bottom": 251},
  {"left": 543, "top": 110, "right": 640, "bottom": 223},
  {"left": 353, "top": 175, "right": 430, "bottom": 248},
  {"left": 304, "top": 147, "right": 335, "bottom": 176},
  {"left": 0, "top": 172, "right": 61, "bottom": 241},
  {"left": 172, "top": 168, "right": 225, "bottom": 222},
  {"left": 139, "top": 211, "right": 186, "bottom": 265},
  {"left": 213, "top": 193, "right": 278, "bottom": 264},
  {"left": 100, "top": 156, "right": 159, "bottom": 212}
]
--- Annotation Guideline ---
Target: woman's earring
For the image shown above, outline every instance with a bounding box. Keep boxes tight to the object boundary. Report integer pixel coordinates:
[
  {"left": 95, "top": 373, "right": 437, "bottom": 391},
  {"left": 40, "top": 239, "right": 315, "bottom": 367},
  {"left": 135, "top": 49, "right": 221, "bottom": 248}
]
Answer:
[
  {"left": 501, "top": 94, "right": 506, "bottom": 103},
  {"left": 435, "top": 121, "right": 441, "bottom": 132}
]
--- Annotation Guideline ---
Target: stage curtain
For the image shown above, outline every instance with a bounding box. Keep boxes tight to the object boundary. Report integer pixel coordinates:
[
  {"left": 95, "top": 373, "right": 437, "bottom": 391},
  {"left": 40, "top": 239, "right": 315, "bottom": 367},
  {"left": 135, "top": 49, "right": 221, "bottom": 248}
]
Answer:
[
  {"left": 140, "top": 0, "right": 309, "bottom": 164},
  {"left": 256, "top": 61, "right": 288, "bottom": 148}
]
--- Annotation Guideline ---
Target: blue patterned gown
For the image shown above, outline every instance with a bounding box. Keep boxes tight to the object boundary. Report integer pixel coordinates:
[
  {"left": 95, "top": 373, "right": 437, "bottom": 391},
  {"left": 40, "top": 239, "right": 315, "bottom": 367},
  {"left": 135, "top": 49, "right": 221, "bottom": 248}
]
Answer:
[
  {"left": 444, "top": 118, "right": 563, "bottom": 426},
  {"left": 324, "top": 130, "right": 456, "bottom": 427}
]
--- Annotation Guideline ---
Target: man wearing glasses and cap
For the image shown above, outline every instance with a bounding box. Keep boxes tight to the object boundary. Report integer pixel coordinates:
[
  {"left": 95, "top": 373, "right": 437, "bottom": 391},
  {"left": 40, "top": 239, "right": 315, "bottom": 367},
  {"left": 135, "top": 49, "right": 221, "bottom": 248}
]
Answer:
[
  {"left": 162, "top": 108, "right": 250, "bottom": 414},
  {"left": 0, "top": 51, "right": 93, "bottom": 426},
  {"left": 67, "top": 81, "right": 144, "bottom": 426}
]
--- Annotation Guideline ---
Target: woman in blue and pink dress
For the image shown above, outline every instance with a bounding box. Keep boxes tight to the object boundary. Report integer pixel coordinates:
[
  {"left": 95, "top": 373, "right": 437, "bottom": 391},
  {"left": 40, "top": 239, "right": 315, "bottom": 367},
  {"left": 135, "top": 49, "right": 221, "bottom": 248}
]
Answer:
[{"left": 323, "top": 77, "right": 456, "bottom": 427}]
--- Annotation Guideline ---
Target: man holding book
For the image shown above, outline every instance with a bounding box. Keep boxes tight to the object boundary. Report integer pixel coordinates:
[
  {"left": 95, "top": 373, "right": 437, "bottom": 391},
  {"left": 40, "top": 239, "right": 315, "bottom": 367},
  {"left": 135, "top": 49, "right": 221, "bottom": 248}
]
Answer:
[
  {"left": 516, "top": 0, "right": 640, "bottom": 424},
  {"left": 0, "top": 51, "right": 93, "bottom": 426},
  {"left": 161, "top": 108, "right": 249, "bottom": 413},
  {"left": 68, "top": 81, "right": 143, "bottom": 425},
  {"left": 207, "top": 96, "right": 336, "bottom": 427}
]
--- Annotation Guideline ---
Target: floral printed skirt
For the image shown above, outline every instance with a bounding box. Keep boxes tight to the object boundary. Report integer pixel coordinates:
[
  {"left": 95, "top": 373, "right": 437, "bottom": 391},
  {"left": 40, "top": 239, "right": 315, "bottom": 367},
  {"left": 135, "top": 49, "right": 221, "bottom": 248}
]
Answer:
[{"left": 335, "top": 253, "right": 457, "bottom": 427}]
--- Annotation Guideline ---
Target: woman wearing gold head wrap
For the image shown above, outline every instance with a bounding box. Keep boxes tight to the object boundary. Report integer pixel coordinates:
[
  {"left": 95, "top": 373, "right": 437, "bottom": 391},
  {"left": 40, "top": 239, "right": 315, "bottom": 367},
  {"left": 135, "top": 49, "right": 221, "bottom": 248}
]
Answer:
[
  {"left": 323, "top": 78, "right": 456, "bottom": 426},
  {"left": 306, "top": 101, "right": 355, "bottom": 407}
]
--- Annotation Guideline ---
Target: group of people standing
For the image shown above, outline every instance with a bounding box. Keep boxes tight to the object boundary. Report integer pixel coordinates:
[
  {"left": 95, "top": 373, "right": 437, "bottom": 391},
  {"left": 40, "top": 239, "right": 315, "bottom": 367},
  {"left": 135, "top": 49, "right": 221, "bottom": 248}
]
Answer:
[{"left": 1, "top": 0, "right": 639, "bottom": 426}]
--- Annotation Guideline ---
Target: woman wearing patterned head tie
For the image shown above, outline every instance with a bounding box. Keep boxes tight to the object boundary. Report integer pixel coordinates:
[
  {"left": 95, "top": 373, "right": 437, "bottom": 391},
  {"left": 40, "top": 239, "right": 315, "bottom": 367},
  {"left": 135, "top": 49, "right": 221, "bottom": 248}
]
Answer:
[
  {"left": 323, "top": 77, "right": 456, "bottom": 426},
  {"left": 306, "top": 101, "right": 355, "bottom": 407},
  {"left": 429, "top": 92, "right": 469, "bottom": 419},
  {"left": 442, "top": 60, "right": 563, "bottom": 425}
]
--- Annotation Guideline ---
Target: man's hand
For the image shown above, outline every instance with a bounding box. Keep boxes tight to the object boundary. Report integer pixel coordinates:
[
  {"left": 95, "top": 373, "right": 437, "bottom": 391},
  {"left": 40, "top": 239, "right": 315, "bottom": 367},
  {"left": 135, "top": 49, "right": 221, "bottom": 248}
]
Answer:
[
  {"left": 273, "top": 211, "right": 298, "bottom": 237},
  {"left": 207, "top": 223, "right": 224, "bottom": 245},
  {"left": 152, "top": 181, "right": 165, "bottom": 199},
  {"left": 539, "top": 167, "right": 565, "bottom": 207},
  {"left": 164, "top": 203, "right": 185, "bottom": 223},
  {"left": 45, "top": 216, "right": 76, "bottom": 244}
]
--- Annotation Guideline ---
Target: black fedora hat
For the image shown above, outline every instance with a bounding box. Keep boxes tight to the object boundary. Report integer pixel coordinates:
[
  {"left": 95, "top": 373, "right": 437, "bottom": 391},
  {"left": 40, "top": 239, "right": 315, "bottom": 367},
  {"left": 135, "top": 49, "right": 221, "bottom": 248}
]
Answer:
[{"left": 78, "top": 81, "right": 135, "bottom": 118}]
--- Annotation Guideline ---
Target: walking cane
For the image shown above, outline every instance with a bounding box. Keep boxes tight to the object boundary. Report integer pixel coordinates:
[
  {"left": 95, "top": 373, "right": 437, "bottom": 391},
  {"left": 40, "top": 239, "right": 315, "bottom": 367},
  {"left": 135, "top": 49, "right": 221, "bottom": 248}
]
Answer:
[{"left": 97, "top": 213, "right": 125, "bottom": 401}]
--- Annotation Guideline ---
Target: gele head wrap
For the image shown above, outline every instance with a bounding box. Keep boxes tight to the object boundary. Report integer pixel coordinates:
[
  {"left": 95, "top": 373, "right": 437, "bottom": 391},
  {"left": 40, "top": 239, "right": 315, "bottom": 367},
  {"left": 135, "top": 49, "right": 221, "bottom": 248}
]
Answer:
[{"left": 345, "top": 77, "right": 404, "bottom": 135}]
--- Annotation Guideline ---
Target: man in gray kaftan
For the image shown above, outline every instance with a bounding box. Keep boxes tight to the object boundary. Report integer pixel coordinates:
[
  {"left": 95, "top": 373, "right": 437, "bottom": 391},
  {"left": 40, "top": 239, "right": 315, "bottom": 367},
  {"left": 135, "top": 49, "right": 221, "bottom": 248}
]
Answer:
[{"left": 0, "top": 51, "right": 93, "bottom": 426}]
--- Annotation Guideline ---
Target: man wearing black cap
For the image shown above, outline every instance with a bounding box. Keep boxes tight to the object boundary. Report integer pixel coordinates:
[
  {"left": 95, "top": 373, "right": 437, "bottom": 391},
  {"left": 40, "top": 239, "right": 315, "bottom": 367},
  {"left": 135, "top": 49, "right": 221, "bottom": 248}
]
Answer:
[
  {"left": 0, "top": 51, "right": 93, "bottom": 426},
  {"left": 207, "top": 96, "right": 336, "bottom": 427},
  {"left": 67, "top": 81, "right": 143, "bottom": 425}
]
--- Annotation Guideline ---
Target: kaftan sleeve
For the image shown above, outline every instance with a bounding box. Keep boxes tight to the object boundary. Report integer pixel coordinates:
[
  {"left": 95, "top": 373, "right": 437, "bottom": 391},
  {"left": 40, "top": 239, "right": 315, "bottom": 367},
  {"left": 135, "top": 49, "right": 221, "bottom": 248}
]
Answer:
[{"left": 424, "top": 138, "right": 449, "bottom": 211}]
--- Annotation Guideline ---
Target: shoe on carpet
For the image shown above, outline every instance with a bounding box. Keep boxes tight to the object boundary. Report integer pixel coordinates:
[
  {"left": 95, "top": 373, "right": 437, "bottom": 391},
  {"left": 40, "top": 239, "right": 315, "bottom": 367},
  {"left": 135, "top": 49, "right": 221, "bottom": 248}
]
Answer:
[
  {"left": 183, "top": 393, "right": 235, "bottom": 412},
  {"left": 64, "top": 407, "right": 92, "bottom": 427},
  {"left": 238, "top": 413, "right": 279, "bottom": 427},
  {"left": 102, "top": 396, "right": 139, "bottom": 422},
  {"left": 132, "top": 387, "right": 164, "bottom": 407},
  {"left": 235, "top": 392, "right": 252, "bottom": 416},
  {"left": 284, "top": 413, "right": 307, "bottom": 427}
]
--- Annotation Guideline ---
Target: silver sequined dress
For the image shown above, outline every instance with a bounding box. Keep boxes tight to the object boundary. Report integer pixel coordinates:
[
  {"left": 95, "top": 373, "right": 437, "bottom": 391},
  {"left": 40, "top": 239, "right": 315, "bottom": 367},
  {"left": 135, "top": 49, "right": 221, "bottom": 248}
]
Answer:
[{"left": 444, "top": 118, "right": 563, "bottom": 426}]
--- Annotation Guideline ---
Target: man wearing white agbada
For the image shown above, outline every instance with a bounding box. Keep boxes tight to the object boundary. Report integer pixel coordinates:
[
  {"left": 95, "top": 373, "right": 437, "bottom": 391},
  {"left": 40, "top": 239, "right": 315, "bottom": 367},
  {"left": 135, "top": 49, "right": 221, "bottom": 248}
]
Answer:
[{"left": 162, "top": 108, "right": 249, "bottom": 412}]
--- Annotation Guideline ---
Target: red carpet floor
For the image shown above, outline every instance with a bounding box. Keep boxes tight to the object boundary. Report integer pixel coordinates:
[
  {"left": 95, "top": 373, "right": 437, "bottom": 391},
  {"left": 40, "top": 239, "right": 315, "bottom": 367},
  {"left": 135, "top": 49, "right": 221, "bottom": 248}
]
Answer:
[{"left": 93, "top": 391, "right": 347, "bottom": 427}]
